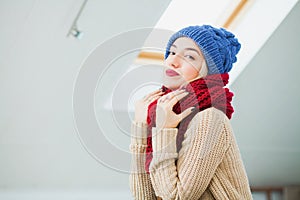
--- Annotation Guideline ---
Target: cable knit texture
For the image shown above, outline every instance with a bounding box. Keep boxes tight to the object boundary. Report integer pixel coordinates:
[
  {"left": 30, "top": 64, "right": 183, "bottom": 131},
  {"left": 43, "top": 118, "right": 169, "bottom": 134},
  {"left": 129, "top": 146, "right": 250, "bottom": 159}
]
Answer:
[{"left": 129, "top": 108, "right": 253, "bottom": 200}]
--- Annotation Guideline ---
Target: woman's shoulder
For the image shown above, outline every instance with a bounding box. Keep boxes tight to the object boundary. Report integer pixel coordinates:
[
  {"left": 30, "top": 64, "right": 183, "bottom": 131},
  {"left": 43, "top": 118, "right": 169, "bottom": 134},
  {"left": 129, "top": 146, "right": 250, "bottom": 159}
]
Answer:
[
  {"left": 193, "top": 107, "right": 229, "bottom": 122},
  {"left": 187, "top": 107, "right": 234, "bottom": 143},
  {"left": 187, "top": 107, "right": 231, "bottom": 131}
]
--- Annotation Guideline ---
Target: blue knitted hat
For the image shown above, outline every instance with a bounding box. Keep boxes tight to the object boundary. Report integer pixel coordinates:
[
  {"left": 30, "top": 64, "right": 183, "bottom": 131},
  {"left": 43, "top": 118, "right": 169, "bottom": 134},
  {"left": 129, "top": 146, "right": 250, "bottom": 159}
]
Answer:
[{"left": 165, "top": 25, "right": 241, "bottom": 74}]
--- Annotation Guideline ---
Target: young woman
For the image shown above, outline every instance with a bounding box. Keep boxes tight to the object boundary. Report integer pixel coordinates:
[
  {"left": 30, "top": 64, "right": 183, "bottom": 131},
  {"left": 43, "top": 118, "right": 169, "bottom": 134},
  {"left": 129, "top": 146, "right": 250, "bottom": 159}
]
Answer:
[{"left": 129, "top": 25, "right": 253, "bottom": 200}]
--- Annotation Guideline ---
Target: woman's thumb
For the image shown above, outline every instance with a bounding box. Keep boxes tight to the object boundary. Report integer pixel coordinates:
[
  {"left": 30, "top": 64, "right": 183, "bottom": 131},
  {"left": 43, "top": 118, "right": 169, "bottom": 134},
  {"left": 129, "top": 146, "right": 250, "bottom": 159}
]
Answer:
[{"left": 178, "top": 107, "right": 196, "bottom": 121}]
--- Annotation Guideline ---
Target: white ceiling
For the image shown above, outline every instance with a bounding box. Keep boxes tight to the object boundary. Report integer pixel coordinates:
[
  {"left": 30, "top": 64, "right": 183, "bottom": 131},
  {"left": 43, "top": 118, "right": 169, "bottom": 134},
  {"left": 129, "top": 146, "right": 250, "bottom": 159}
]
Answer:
[{"left": 0, "top": 0, "right": 299, "bottom": 198}]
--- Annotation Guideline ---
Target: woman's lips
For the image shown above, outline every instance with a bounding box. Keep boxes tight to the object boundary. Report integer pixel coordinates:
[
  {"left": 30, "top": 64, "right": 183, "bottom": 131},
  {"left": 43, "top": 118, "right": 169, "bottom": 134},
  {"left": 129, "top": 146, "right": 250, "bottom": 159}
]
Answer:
[{"left": 166, "top": 69, "right": 179, "bottom": 77}]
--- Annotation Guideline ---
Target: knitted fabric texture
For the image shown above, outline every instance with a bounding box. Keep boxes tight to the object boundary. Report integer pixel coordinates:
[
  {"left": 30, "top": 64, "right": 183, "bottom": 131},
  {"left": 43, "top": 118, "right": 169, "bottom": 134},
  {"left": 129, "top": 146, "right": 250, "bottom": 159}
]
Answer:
[
  {"left": 145, "top": 73, "right": 234, "bottom": 173},
  {"left": 129, "top": 108, "right": 253, "bottom": 199},
  {"left": 165, "top": 25, "right": 241, "bottom": 74}
]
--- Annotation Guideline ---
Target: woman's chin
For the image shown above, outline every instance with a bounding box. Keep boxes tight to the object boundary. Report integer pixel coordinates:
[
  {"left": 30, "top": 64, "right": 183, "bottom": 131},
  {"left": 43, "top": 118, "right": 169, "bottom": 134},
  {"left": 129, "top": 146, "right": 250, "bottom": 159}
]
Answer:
[
  {"left": 163, "top": 81, "right": 184, "bottom": 90},
  {"left": 163, "top": 76, "right": 190, "bottom": 90}
]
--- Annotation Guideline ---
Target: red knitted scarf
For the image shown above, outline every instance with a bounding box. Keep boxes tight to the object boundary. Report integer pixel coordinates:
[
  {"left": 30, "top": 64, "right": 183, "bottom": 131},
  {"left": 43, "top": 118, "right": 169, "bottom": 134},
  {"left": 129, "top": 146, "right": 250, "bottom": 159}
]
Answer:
[{"left": 145, "top": 73, "right": 234, "bottom": 173}]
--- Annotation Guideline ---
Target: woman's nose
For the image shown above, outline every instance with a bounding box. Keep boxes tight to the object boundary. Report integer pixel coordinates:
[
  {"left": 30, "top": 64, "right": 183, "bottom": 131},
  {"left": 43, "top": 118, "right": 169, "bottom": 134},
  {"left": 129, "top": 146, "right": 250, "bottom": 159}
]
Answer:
[{"left": 168, "top": 55, "right": 180, "bottom": 68}]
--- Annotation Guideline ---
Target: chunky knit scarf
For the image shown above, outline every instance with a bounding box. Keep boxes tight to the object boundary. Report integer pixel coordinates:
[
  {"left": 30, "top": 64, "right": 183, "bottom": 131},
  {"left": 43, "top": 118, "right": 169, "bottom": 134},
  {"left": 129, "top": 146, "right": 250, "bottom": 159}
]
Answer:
[{"left": 145, "top": 73, "right": 234, "bottom": 173}]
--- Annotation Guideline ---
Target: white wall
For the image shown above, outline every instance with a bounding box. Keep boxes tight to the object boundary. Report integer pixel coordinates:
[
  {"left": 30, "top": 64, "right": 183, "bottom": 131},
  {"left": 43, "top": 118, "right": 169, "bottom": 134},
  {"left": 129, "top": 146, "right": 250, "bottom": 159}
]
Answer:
[
  {"left": 231, "top": 0, "right": 300, "bottom": 187},
  {"left": 0, "top": 0, "right": 170, "bottom": 198}
]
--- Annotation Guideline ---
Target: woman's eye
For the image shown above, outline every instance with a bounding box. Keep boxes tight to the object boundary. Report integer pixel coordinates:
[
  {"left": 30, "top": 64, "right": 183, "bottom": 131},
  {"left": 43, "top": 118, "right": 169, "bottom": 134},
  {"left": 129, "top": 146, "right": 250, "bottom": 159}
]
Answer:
[
  {"left": 169, "top": 51, "right": 176, "bottom": 55},
  {"left": 185, "top": 55, "right": 195, "bottom": 60}
]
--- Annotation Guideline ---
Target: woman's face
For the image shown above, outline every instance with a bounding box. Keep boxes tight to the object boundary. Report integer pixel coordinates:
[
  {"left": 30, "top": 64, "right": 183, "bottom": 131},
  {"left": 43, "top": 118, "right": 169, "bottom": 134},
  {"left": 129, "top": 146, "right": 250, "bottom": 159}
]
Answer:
[{"left": 163, "top": 37, "right": 207, "bottom": 90}]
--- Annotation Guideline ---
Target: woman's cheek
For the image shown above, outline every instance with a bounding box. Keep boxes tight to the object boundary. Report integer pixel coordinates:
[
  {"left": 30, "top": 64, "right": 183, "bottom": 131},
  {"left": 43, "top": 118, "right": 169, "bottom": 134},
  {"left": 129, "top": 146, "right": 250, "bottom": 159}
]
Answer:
[{"left": 183, "top": 66, "right": 199, "bottom": 80}]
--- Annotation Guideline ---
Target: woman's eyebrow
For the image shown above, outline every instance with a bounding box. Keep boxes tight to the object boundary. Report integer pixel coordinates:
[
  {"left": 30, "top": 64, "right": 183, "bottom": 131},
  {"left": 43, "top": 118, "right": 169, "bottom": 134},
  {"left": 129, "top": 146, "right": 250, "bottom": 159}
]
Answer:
[
  {"left": 185, "top": 48, "right": 201, "bottom": 56},
  {"left": 171, "top": 45, "right": 201, "bottom": 56}
]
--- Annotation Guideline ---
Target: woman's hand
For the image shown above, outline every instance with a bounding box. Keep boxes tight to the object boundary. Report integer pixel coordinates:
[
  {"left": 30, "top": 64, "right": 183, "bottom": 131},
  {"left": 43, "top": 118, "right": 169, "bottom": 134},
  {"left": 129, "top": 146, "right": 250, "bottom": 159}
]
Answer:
[
  {"left": 134, "top": 89, "right": 164, "bottom": 123},
  {"left": 156, "top": 90, "right": 195, "bottom": 129}
]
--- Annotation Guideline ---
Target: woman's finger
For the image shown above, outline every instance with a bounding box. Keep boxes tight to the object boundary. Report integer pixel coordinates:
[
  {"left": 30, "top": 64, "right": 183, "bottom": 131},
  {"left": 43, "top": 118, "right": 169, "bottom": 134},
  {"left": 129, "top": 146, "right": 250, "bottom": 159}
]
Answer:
[
  {"left": 160, "top": 89, "right": 185, "bottom": 103},
  {"left": 143, "top": 89, "right": 162, "bottom": 100},
  {"left": 149, "top": 91, "right": 164, "bottom": 99},
  {"left": 147, "top": 92, "right": 163, "bottom": 103},
  {"left": 168, "top": 92, "right": 189, "bottom": 106},
  {"left": 177, "top": 107, "right": 196, "bottom": 121}
]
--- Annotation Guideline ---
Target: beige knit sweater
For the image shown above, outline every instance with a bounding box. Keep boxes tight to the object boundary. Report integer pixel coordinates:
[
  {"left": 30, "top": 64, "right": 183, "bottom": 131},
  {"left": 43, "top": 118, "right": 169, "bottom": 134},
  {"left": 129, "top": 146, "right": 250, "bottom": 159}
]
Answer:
[{"left": 129, "top": 107, "right": 253, "bottom": 200}]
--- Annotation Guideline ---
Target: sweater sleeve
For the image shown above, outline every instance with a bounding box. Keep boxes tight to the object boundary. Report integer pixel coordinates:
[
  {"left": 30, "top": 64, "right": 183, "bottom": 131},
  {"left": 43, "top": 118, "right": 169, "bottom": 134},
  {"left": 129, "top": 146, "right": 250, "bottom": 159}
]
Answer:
[
  {"left": 129, "top": 121, "right": 156, "bottom": 200},
  {"left": 149, "top": 108, "right": 231, "bottom": 200}
]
